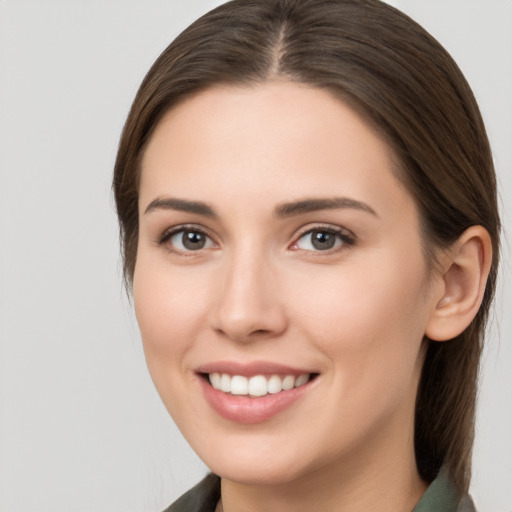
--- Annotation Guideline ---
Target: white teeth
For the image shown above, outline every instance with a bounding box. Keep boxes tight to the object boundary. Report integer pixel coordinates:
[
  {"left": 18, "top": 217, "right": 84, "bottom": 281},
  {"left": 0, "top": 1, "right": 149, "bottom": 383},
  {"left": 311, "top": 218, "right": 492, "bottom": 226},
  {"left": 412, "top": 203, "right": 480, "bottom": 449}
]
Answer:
[
  {"left": 295, "top": 374, "right": 309, "bottom": 387},
  {"left": 220, "top": 373, "right": 231, "bottom": 393},
  {"left": 209, "top": 372, "right": 221, "bottom": 389},
  {"left": 281, "top": 375, "right": 295, "bottom": 391},
  {"left": 267, "top": 375, "right": 282, "bottom": 394},
  {"left": 230, "top": 375, "right": 248, "bottom": 395},
  {"left": 248, "top": 375, "right": 268, "bottom": 397},
  {"left": 208, "top": 372, "right": 311, "bottom": 396}
]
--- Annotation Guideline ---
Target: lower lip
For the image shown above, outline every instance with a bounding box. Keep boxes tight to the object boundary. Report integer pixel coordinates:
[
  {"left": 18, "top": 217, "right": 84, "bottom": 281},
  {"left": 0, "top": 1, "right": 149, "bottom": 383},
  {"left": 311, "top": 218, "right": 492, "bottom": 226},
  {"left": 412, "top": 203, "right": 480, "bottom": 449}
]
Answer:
[{"left": 198, "top": 376, "right": 314, "bottom": 424}]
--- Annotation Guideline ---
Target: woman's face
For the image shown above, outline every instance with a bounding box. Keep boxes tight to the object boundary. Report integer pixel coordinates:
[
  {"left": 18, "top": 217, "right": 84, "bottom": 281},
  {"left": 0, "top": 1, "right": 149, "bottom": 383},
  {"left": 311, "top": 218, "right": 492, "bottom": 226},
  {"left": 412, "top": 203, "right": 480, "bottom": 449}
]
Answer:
[{"left": 134, "top": 82, "right": 440, "bottom": 485}]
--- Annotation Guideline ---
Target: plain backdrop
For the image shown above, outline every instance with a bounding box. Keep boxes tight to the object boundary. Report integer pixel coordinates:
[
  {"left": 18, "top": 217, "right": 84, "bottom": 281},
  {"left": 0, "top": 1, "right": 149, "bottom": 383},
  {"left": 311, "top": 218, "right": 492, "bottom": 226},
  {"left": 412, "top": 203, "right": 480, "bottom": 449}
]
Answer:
[{"left": 0, "top": 1, "right": 510, "bottom": 511}]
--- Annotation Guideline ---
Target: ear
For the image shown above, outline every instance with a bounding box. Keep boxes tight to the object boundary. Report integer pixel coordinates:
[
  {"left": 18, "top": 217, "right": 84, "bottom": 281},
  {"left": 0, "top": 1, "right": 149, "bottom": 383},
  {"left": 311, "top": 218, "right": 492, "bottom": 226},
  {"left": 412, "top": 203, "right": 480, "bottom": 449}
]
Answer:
[{"left": 425, "top": 225, "right": 493, "bottom": 342}]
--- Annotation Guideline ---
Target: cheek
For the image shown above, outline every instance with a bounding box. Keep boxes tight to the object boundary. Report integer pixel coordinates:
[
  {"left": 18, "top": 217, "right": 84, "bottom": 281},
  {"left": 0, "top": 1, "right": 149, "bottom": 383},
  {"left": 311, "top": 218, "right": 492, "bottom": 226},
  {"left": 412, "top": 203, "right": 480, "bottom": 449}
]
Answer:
[
  {"left": 132, "top": 256, "right": 209, "bottom": 387},
  {"left": 132, "top": 262, "right": 217, "bottom": 437},
  {"left": 290, "top": 251, "right": 430, "bottom": 388},
  {"left": 289, "top": 260, "right": 429, "bottom": 456}
]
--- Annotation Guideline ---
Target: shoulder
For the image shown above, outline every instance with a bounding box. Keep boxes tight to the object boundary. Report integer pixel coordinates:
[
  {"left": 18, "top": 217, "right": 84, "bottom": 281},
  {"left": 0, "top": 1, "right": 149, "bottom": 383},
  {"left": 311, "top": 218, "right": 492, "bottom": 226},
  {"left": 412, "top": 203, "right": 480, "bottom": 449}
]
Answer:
[
  {"left": 456, "top": 495, "right": 477, "bottom": 512},
  {"left": 163, "top": 473, "right": 221, "bottom": 512},
  {"left": 413, "top": 468, "right": 477, "bottom": 512}
]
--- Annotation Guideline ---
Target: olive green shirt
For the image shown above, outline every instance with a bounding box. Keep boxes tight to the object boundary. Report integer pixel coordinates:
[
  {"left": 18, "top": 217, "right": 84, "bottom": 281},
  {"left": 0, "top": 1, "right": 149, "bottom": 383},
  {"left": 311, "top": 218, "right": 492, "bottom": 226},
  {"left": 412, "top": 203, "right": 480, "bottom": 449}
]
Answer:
[{"left": 164, "top": 469, "right": 476, "bottom": 512}]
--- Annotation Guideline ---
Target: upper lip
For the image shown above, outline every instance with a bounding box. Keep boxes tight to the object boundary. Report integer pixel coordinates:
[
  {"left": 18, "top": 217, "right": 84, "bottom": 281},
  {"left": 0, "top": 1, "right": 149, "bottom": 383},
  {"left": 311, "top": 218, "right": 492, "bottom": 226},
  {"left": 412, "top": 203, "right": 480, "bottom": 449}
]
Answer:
[{"left": 196, "top": 360, "right": 316, "bottom": 377}]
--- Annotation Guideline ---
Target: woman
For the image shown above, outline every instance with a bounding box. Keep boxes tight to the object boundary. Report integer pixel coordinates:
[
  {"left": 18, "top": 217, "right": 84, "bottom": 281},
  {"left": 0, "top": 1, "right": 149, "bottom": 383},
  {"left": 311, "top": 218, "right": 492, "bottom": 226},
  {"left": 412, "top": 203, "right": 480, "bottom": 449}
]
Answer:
[{"left": 113, "top": 1, "right": 500, "bottom": 510}]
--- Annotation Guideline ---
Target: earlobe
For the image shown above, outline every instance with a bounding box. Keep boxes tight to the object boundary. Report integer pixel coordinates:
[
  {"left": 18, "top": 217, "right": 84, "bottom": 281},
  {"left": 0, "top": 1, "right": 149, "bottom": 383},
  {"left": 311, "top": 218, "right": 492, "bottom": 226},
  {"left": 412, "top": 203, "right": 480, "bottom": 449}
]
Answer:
[{"left": 425, "top": 225, "right": 493, "bottom": 342}]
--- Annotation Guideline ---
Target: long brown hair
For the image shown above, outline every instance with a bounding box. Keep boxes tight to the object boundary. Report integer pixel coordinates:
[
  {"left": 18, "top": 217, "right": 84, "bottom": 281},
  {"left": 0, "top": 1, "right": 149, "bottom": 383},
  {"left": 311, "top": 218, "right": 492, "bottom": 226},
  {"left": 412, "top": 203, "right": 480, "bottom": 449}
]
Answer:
[{"left": 113, "top": 0, "right": 500, "bottom": 493}]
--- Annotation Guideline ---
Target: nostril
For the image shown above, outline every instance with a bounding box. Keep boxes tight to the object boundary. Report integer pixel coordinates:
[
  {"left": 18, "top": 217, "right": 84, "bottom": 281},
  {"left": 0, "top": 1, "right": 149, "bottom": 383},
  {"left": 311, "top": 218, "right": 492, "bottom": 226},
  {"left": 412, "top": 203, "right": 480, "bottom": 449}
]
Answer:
[
  {"left": 252, "top": 329, "right": 272, "bottom": 336},
  {"left": 214, "top": 325, "right": 275, "bottom": 342}
]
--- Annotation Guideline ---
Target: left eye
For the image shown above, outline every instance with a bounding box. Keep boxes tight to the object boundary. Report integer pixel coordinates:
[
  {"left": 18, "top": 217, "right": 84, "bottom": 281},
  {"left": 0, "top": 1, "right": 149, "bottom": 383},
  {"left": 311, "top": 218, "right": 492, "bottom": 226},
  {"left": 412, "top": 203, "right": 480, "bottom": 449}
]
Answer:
[
  {"left": 166, "top": 229, "right": 215, "bottom": 252},
  {"left": 292, "top": 229, "right": 349, "bottom": 251}
]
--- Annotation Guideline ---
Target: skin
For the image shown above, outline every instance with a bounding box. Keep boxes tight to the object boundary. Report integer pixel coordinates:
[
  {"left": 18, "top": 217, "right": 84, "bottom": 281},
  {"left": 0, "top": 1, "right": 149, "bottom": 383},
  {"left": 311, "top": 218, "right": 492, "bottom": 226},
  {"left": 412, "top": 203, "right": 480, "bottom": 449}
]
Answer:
[{"left": 134, "top": 81, "right": 450, "bottom": 512}]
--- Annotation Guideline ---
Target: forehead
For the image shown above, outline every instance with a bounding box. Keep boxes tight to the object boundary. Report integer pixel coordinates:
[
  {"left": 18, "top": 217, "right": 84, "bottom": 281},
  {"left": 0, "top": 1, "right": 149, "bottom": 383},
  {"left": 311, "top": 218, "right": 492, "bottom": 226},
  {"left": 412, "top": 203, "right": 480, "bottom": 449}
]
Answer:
[{"left": 139, "top": 81, "right": 413, "bottom": 218}]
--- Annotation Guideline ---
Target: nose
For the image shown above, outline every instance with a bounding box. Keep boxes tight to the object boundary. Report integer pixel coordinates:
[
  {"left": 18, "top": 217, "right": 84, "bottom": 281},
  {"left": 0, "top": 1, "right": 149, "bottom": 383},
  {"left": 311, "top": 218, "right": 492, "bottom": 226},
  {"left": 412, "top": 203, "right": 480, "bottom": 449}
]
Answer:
[{"left": 209, "top": 249, "right": 288, "bottom": 343}]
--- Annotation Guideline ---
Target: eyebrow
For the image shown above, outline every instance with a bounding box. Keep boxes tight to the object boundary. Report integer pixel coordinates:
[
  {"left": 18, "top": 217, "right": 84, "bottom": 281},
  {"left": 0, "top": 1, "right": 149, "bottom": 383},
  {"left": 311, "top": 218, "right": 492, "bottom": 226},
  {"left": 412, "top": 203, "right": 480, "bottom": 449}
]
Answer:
[
  {"left": 144, "top": 196, "right": 377, "bottom": 218},
  {"left": 274, "top": 197, "right": 378, "bottom": 218},
  {"left": 144, "top": 197, "right": 217, "bottom": 217}
]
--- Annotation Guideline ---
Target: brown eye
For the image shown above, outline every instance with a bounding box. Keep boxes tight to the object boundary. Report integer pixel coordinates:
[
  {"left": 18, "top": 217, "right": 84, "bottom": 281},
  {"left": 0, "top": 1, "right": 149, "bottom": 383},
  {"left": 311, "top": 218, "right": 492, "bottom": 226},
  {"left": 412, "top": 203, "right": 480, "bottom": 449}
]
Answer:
[
  {"left": 182, "top": 230, "right": 207, "bottom": 250},
  {"left": 292, "top": 227, "right": 354, "bottom": 252},
  {"left": 310, "top": 230, "right": 336, "bottom": 250},
  {"left": 165, "top": 228, "right": 215, "bottom": 252}
]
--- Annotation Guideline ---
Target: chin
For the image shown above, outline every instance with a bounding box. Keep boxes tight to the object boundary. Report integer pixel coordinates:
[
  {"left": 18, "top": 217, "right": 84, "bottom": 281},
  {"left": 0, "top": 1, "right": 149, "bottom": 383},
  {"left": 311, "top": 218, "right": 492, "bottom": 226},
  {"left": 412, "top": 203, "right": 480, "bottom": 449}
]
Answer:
[
  {"left": 210, "top": 461, "right": 307, "bottom": 486},
  {"left": 197, "top": 439, "right": 324, "bottom": 486}
]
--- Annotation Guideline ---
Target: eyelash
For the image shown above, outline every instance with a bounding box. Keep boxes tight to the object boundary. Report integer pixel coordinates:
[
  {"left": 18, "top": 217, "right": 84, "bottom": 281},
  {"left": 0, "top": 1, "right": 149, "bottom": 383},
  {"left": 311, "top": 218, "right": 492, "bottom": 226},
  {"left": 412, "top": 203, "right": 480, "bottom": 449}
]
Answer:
[
  {"left": 157, "top": 224, "right": 356, "bottom": 255},
  {"left": 158, "top": 225, "right": 216, "bottom": 255},
  {"left": 289, "top": 225, "right": 356, "bottom": 254}
]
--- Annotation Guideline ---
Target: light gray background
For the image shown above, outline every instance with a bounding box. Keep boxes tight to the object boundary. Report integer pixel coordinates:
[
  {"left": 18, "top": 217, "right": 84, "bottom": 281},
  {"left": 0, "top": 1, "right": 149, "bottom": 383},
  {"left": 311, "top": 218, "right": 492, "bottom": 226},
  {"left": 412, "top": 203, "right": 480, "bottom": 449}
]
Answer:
[{"left": 0, "top": 1, "right": 510, "bottom": 511}]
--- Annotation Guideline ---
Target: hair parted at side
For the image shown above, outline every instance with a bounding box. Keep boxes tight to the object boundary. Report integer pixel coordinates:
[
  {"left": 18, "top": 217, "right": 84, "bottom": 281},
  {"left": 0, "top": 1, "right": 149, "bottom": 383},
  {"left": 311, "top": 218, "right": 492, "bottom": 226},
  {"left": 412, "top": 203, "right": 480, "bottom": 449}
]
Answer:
[{"left": 113, "top": 0, "right": 500, "bottom": 493}]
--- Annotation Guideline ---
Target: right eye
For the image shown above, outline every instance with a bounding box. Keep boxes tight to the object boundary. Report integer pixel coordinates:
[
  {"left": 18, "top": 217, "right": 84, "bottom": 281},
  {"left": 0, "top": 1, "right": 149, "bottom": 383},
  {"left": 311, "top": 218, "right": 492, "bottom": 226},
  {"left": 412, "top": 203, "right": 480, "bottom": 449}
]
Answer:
[{"left": 160, "top": 227, "right": 216, "bottom": 253}]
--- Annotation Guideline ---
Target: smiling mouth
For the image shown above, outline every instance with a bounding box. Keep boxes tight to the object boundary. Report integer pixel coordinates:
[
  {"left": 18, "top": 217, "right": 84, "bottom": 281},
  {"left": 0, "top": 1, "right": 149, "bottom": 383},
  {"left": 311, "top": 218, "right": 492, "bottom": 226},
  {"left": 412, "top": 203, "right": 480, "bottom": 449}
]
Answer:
[{"left": 203, "top": 372, "right": 318, "bottom": 397}]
